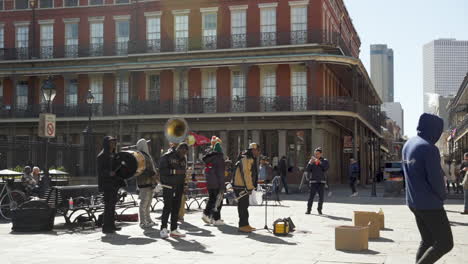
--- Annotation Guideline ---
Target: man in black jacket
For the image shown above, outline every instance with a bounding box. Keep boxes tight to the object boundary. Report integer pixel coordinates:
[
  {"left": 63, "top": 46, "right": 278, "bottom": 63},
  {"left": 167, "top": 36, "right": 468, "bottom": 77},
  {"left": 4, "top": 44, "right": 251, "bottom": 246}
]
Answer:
[
  {"left": 97, "top": 136, "right": 125, "bottom": 234},
  {"left": 158, "top": 142, "right": 188, "bottom": 238},
  {"left": 305, "top": 147, "right": 329, "bottom": 215}
]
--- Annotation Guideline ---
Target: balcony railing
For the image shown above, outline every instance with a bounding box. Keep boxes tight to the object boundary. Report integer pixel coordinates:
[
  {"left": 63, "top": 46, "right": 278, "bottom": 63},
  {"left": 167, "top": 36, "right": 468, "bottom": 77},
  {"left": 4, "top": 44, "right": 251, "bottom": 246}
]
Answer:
[
  {"left": 40, "top": 46, "right": 54, "bottom": 59},
  {"left": 0, "top": 96, "right": 380, "bottom": 131},
  {"left": 0, "top": 30, "right": 355, "bottom": 61}
]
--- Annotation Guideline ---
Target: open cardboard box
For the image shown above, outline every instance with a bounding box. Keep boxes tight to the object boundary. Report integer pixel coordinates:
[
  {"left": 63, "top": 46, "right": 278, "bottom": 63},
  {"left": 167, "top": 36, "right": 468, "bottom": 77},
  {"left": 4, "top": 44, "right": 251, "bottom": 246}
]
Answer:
[
  {"left": 354, "top": 211, "right": 380, "bottom": 238},
  {"left": 335, "top": 225, "right": 369, "bottom": 251}
]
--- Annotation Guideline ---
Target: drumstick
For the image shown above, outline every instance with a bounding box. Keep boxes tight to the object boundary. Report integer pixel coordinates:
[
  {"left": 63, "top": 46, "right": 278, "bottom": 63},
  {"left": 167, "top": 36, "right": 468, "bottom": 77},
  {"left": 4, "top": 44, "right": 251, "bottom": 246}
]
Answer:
[{"left": 160, "top": 184, "right": 173, "bottom": 189}]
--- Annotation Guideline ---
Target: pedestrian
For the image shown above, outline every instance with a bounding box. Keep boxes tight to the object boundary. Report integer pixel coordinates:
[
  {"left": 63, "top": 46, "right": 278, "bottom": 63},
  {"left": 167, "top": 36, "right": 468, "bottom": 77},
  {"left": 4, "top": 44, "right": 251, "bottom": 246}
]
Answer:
[
  {"left": 97, "top": 136, "right": 125, "bottom": 234},
  {"left": 158, "top": 142, "right": 188, "bottom": 239},
  {"left": 460, "top": 153, "right": 468, "bottom": 215},
  {"left": 279, "top": 156, "right": 289, "bottom": 194},
  {"left": 136, "top": 138, "right": 159, "bottom": 229},
  {"left": 32, "top": 166, "right": 41, "bottom": 183},
  {"left": 453, "top": 159, "right": 462, "bottom": 194},
  {"left": 305, "top": 147, "right": 329, "bottom": 215},
  {"left": 402, "top": 113, "right": 453, "bottom": 263},
  {"left": 441, "top": 158, "right": 452, "bottom": 193},
  {"left": 349, "top": 158, "right": 360, "bottom": 197},
  {"left": 232, "top": 142, "right": 260, "bottom": 233},
  {"left": 258, "top": 157, "right": 268, "bottom": 183},
  {"left": 201, "top": 136, "right": 226, "bottom": 226},
  {"left": 21, "top": 166, "right": 39, "bottom": 196}
]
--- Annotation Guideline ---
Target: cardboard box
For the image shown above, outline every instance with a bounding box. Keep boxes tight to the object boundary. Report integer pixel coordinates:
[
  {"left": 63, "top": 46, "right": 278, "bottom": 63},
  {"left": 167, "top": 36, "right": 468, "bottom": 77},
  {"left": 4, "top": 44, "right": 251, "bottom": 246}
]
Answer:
[
  {"left": 335, "top": 225, "right": 369, "bottom": 251},
  {"left": 354, "top": 211, "right": 380, "bottom": 239},
  {"left": 377, "top": 209, "right": 385, "bottom": 230}
]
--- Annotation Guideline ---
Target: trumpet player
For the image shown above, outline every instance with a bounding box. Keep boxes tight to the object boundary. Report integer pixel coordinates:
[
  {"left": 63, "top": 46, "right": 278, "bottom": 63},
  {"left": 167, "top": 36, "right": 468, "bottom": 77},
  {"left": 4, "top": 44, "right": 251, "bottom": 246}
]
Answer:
[
  {"left": 158, "top": 142, "right": 189, "bottom": 238},
  {"left": 233, "top": 143, "right": 260, "bottom": 233},
  {"left": 201, "top": 136, "right": 226, "bottom": 226}
]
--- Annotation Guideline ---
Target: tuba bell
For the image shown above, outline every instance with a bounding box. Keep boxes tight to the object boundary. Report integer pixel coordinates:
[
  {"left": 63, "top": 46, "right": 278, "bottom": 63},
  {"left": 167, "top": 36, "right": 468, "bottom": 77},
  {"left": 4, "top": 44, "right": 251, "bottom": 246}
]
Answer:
[{"left": 164, "top": 117, "right": 189, "bottom": 144}]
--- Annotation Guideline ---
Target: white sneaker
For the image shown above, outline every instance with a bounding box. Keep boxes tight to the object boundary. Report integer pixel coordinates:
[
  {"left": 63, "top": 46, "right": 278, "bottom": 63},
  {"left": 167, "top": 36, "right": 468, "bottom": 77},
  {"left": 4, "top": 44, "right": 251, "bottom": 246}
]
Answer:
[
  {"left": 140, "top": 222, "right": 148, "bottom": 229},
  {"left": 351, "top": 192, "right": 358, "bottom": 197},
  {"left": 212, "top": 219, "right": 225, "bottom": 226},
  {"left": 160, "top": 228, "right": 169, "bottom": 239},
  {"left": 201, "top": 214, "right": 212, "bottom": 224},
  {"left": 170, "top": 229, "right": 186, "bottom": 238},
  {"left": 147, "top": 221, "right": 156, "bottom": 227}
]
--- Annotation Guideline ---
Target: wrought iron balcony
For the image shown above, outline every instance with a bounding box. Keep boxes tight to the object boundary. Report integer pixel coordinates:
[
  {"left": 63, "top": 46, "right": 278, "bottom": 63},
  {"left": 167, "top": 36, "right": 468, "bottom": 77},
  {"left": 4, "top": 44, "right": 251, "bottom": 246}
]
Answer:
[
  {"left": 0, "top": 96, "right": 380, "bottom": 131},
  {"left": 40, "top": 46, "right": 54, "bottom": 59},
  {"left": 0, "top": 29, "right": 356, "bottom": 61}
]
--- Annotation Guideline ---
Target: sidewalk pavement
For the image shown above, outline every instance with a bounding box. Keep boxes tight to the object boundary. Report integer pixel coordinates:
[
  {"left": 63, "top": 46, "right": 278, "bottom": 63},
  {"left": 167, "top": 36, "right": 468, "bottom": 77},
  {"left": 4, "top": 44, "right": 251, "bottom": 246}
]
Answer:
[{"left": 0, "top": 184, "right": 466, "bottom": 264}]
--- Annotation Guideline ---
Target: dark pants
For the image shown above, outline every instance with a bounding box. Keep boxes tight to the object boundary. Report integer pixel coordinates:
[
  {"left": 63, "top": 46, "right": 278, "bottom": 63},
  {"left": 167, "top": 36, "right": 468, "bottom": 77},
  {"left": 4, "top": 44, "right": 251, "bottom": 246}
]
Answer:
[
  {"left": 161, "top": 183, "right": 184, "bottom": 231},
  {"left": 307, "top": 183, "right": 324, "bottom": 211},
  {"left": 410, "top": 207, "right": 454, "bottom": 264},
  {"left": 235, "top": 189, "right": 249, "bottom": 227},
  {"left": 204, "top": 188, "right": 223, "bottom": 221},
  {"left": 350, "top": 177, "right": 357, "bottom": 193},
  {"left": 280, "top": 175, "right": 289, "bottom": 194},
  {"left": 103, "top": 189, "right": 118, "bottom": 231}
]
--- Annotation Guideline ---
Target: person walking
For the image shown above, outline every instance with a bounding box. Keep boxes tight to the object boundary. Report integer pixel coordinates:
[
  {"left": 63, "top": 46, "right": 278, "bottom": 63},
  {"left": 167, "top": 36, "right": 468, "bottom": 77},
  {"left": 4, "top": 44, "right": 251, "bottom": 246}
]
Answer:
[
  {"left": 402, "top": 113, "right": 453, "bottom": 263},
  {"left": 279, "top": 156, "right": 289, "bottom": 194},
  {"left": 305, "top": 147, "right": 329, "bottom": 215},
  {"left": 232, "top": 143, "right": 260, "bottom": 233},
  {"left": 201, "top": 136, "right": 226, "bottom": 225},
  {"left": 349, "top": 158, "right": 360, "bottom": 197},
  {"left": 460, "top": 153, "right": 468, "bottom": 214},
  {"left": 97, "top": 136, "right": 126, "bottom": 234},
  {"left": 158, "top": 143, "right": 188, "bottom": 238},
  {"left": 136, "top": 138, "right": 159, "bottom": 229}
]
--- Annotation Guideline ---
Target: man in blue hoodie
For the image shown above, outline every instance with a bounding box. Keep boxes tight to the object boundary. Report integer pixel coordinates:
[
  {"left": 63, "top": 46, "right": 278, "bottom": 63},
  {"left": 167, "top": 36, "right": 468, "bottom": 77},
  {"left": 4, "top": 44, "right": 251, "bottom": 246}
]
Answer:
[{"left": 402, "top": 113, "right": 453, "bottom": 264}]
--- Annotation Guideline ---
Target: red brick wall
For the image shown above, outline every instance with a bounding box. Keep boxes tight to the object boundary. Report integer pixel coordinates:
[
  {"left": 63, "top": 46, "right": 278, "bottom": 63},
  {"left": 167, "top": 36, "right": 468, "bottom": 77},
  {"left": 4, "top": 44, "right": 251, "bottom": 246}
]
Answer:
[
  {"left": 217, "top": 67, "right": 231, "bottom": 111},
  {"left": 276, "top": 64, "right": 290, "bottom": 97},
  {"left": 188, "top": 68, "right": 201, "bottom": 97},
  {"left": 79, "top": 16, "right": 90, "bottom": 50},
  {"left": 104, "top": 16, "right": 115, "bottom": 56},
  {"left": 3, "top": 78, "right": 13, "bottom": 105},
  {"left": 54, "top": 76, "right": 65, "bottom": 105},
  {"left": 310, "top": 0, "right": 323, "bottom": 32},
  {"left": 28, "top": 77, "right": 37, "bottom": 105},
  {"left": 133, "top": 71, "right": 146, "bottom": 100},
  {"left": 189, "top": 9, "right": 201, "bottom": 49},
  {"left": 247, "top": 65, "right": 260, "bottom": 97},
  {"left": 160, "top": 70, "right": 173, "bottom": 101},
  {"left": 54, "top": 19, "right": 65, "bottom": 58},
  {"left": 277, "top": 0, "right": 290, "bottom": 45},
  {"left": 103, "top": 73, "right": 115, "bottom": 105},
  {"left": 217, "top": 4, "right": 231, "bottom": 48},
  {"left": 247, "top": 2, "right": 260, "bottom": 47},
  {"left": 77, "top": 74, "right": 89, "bottom": 104}
]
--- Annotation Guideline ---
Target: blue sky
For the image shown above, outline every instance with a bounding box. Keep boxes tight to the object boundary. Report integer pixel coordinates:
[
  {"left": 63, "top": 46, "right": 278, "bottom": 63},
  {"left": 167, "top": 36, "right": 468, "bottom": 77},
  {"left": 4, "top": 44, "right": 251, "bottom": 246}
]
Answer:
[{"left": 343, "top": 0, "right": 468, "bottom": 137}]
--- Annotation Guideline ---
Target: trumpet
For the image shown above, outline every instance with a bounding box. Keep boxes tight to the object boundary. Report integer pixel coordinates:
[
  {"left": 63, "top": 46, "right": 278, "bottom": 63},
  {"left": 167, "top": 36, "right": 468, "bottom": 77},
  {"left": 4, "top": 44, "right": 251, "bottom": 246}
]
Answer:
[{"left": 164, "top": 117, "right": 189, "bottom": 144}]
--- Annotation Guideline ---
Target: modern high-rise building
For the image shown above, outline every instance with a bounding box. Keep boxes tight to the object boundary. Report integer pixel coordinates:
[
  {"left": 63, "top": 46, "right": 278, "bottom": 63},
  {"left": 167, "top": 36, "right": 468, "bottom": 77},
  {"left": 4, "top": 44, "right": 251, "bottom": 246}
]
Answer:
[
  {"left": 370, "top": 44, "right": 394, "bottom": 102},
  {"left": 423, "top": 39, "right": 468, "bottom": 113},
  {"left": 382, "top": 102, "right": 404, "bottom": 135}
]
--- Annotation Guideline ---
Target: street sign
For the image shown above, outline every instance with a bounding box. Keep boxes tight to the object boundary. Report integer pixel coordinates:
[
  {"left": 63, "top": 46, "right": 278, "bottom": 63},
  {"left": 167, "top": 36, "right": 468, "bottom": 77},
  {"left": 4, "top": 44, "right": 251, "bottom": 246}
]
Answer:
[{"left": 38, "top": 113, "right": 56, "bottom": 138}]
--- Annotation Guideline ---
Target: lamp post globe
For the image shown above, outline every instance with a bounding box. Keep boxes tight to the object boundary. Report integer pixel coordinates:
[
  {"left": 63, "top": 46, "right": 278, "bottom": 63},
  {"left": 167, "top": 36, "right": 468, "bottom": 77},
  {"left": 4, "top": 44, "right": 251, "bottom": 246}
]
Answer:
[
  {"left": 42, "top": 77, "right": 56, "bottom": 112},
  {"left": 86, "top": 89, "right": 95, "bottom": 105}
]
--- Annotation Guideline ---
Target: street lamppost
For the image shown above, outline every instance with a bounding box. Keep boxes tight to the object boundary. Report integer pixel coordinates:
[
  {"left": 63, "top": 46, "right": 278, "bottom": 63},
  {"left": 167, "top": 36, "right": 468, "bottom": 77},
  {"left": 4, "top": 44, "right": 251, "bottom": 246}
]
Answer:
[
  {"left": 29, "top": 0, "right": 36, "bottom": 59},
  {"left": 42, "top": 76, "right": 56, "bottom": 187},
  {"left": 83, "top": 90, "right": 94, "bottom": 176}
]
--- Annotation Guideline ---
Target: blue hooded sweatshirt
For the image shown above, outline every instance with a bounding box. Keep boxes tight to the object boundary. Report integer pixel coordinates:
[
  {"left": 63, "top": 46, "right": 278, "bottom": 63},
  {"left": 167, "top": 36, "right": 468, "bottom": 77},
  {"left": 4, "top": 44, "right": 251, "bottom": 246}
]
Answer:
[{"left": 402, "top": 113, "right": 447, "bottom": 210}]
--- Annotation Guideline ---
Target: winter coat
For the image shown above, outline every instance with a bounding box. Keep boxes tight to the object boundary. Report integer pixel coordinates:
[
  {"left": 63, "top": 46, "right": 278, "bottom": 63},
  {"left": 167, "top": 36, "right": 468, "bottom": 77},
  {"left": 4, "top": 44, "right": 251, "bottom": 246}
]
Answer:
[
  {"left": 97, "top": 136, "right": 125, "bottom": 192},
  {"left": 159, "top": 148, "right": 187, "bottom": 186},
  {"left": 202, "top": 151, "right": 225, "bottom": 189},
  {"left": 135, "top": 139, "right": 159, "bottom": 189},
  {"left": 233, "top": 151, "right": 258, "bottom": 191},
  {"left": 402, "top": 113, "right": 446, "bottom": 210},
  {"left": 305, "top": 157, "right": 330, "bottom": 183}
]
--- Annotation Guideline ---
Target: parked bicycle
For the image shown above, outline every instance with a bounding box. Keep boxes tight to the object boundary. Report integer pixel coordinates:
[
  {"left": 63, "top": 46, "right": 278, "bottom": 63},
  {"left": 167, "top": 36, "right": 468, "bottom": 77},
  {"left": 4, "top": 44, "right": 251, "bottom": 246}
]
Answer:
[{"left": 0, "top": 177, "right": 27, "bottom": 220}]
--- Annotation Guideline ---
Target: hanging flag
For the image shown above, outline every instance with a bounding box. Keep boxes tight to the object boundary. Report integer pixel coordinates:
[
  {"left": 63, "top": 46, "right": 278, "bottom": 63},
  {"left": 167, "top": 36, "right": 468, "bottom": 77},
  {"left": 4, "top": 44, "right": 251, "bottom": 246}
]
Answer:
[{"left": 188, "top": 132, "right": 211, "bottom": 146}]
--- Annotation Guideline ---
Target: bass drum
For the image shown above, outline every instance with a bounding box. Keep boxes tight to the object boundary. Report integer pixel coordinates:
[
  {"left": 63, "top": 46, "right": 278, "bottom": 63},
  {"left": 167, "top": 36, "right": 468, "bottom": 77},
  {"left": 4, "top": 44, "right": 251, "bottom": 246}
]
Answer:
[{"left": 113, "top": 150, "right": 146, "bottom": 180}]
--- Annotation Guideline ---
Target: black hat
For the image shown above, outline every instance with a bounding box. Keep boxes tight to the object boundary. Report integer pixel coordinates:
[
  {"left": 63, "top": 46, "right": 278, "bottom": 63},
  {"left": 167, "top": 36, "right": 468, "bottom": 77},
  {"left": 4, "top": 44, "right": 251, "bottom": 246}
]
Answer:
[{"left": 176, "top": 142, "right": 189, "bottom": 151}]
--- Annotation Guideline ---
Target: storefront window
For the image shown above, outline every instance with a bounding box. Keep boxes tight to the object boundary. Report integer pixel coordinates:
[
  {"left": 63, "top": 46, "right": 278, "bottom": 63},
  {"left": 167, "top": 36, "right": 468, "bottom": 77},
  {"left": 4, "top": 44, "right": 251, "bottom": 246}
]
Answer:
[{"left": 287, "top": 130, "right": 310, "bottom": 170}]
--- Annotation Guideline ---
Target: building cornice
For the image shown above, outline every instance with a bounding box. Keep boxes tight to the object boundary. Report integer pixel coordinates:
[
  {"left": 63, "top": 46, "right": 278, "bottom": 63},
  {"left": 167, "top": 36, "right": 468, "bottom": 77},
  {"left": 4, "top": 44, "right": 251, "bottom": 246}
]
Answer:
[
  {"left": 38, "top": 19, "right": 55, "bottom": 25},
  {"left": 88, "top": 16, "right": 105, "bottom": 22},
  {"left": 144, "top": 11, "right": 162, "bottom": 17},
  {"left": 172, "top": 9, "right": 190, "bottom": 15},
  {"left": 14, "top": 21, "right": 31, "bottom": 27},
  {"left": 258, "top": 3, "right": 278, "bottom": 8},
  {"left": 289, "top": 0, "right": 309, "bottom": 6},
  {"left": 63, "top": 18, "right": 80, "bottom": 23},
  {"left": 200, "top": 7, "right": 218, "bottom": 13},
  {"left": 229, "top": 5, "right": 248, "bottom": 11},
  {"left": 113, "top": 15, "right": 131, "bottom": 21}
]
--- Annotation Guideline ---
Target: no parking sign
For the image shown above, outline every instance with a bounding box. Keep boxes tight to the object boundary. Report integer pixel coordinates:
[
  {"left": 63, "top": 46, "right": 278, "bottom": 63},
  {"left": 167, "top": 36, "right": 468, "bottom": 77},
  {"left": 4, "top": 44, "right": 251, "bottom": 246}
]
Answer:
[{"left": 38, "top": 113, "right": 56, "bottom": 138}]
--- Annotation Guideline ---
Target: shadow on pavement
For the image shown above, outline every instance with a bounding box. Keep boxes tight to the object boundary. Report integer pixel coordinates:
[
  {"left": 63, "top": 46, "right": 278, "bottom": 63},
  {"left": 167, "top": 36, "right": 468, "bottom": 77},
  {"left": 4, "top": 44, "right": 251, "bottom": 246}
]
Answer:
[
  {"left": 101, "top": 233, "right": 156, "bottom": 245},
  {"left": 217, "top": 224, "right": 297, "bottom": 245},
  {"left": 450, "top": 221, "right": 468, "bottom": 227},
  {"left": 10, "top": 230, "right": 58, "bottom": 236},
  {"left": 382, "top": 228, "right": 394, "bottom": 231},
  {"left": 370, "top": 237, "right": 394, "bottom": 243},
  {"left": 318, "top": 214, "right": 352, "bottom": 222},
  {"left": 217, "top": 224, "right": 245, "bottom": 236},
  {"left": 179, "top": 221, "right": 214, "bottom": 237},
  {"left": 337, "top": 249, "right": 380, "bottom": 255},
  {"left": 164, "top": 237, "right": 213, "bottom": 254}
]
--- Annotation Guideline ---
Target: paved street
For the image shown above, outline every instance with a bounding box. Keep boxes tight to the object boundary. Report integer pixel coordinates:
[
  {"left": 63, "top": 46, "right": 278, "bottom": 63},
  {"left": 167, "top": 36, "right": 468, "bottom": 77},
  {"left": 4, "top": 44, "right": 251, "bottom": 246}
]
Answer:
[{"left": 1, "top": 185, "right": 467, "bottom": 264}]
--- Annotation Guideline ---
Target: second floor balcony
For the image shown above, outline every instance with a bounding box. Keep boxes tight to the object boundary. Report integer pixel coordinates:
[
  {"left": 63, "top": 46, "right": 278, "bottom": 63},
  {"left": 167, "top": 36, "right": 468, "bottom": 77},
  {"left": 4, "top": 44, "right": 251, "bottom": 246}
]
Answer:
[
  {"left": 0, "top": 30, "right": 354, "bottom": 62},
  {"left": 0, "top": 96, "right": 381, "bottom": 131}
]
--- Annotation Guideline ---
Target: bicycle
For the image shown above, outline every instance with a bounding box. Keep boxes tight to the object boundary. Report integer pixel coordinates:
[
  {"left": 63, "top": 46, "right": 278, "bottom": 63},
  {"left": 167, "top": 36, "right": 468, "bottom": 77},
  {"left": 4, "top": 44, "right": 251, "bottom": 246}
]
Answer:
[{"left": 0, "top": 177, "right": 27, "bottom": 220}]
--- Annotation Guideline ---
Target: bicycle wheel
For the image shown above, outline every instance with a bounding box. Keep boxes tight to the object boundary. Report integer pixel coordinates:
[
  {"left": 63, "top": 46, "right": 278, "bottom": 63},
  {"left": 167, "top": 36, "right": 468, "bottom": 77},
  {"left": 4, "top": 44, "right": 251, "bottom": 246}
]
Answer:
[{"left": 0, "top": 191, "right": 27, "bottom": 220}]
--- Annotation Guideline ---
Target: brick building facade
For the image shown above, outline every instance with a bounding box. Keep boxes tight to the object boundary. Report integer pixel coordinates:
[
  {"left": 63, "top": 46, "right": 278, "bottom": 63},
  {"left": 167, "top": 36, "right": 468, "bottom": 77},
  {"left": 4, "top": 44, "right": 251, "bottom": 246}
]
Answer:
[{"left": 0, "top": 0, "right": 382, "bottom": 185}]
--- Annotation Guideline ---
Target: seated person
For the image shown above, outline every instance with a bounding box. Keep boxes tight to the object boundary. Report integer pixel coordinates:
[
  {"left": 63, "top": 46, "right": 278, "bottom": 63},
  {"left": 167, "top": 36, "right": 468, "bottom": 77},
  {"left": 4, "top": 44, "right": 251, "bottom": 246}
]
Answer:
[
  {"left": 21, "top": 166, "right": 39, "bottom": 196},
  {"left": 32, "top": 166, "right": 41, "bottom": 184}
]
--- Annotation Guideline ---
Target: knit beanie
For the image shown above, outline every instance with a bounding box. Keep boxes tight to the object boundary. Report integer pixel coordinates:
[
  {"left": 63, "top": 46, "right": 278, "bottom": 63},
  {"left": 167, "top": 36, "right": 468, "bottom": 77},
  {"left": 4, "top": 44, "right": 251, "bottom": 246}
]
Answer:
[{"left": 213, "top": 142, "right": 223, "bottom": 153}]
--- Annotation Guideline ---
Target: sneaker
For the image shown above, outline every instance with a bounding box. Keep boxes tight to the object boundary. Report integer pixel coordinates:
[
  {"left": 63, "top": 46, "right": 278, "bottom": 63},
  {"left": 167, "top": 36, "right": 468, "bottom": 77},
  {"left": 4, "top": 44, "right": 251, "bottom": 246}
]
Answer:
[
  {"left": 160, "top": 228, "right": 169, "bottom": 239},
  {"left": 461, "top": 211, "right": 468, "bottom": 215},
  {"left": 213, "top": 219, "right": 225, "bottom": 226},
  {"left": 305, "top": 210, "right": 311, "bottom": 215},
  {"left": 140, "top": 222, "right": 148, "bottom": 229},
  {"left": 147, "top": 221, "right": 157, "bottom": 227},
  {"left": 170, "top": 229, "right": 186, "bottom": 238},
  {"left": 350, "top": 192, "right": 358, "bottom": 197},
  {"left": 201, "top": 214, "right": 212, "bottom": 224},
  {"left": 318, "top": 209, "right": 323, "bottom": 215}
]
